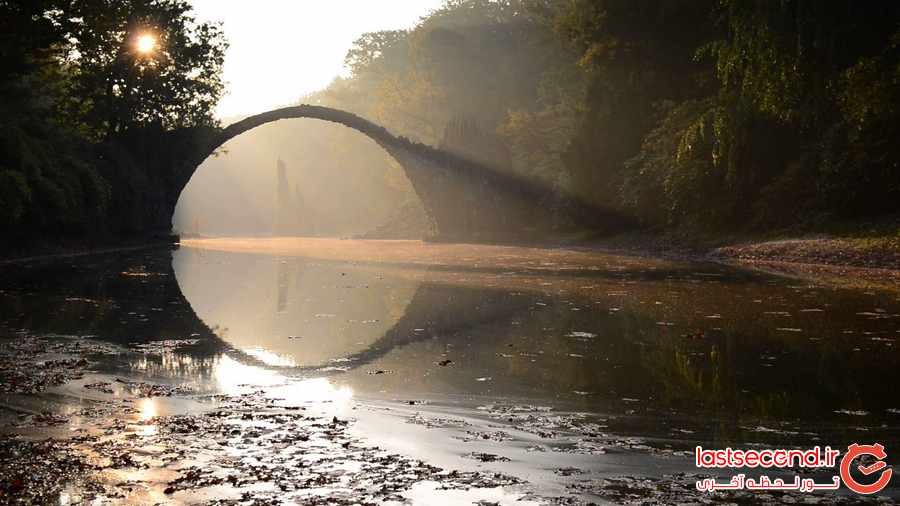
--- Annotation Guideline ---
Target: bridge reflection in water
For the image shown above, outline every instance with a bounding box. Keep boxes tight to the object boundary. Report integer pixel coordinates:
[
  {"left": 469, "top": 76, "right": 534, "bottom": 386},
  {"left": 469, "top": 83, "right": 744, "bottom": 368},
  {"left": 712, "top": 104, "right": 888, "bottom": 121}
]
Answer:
[
  {"left": 173, "top": 247, "right": 423, "bottom": 369},
  {"left": 168, "top": 238, "right": 900, "bottom": 448},
  {"left": 3, "top": 239, "right": 899, "bottom": 450},
  {"left": 172, "top": 244, "right": 535, "bottom": 375}
]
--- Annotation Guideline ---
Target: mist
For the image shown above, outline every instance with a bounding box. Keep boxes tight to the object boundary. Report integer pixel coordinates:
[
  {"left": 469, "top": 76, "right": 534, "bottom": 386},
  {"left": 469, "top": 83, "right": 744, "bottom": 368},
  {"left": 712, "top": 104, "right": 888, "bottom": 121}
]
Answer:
[{"left": 173, "top": 117, "right": 425, "bottom": 238}]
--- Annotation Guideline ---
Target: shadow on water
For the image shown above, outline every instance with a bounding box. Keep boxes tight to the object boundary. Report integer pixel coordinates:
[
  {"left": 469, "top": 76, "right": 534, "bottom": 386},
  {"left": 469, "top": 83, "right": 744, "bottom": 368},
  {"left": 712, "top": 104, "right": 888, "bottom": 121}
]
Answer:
[
  {"left": 0, "top": 246, "right": 220, "bottom": 349},
  {"left": 2, "top": 241, "right": 899, "bottom": 450}
]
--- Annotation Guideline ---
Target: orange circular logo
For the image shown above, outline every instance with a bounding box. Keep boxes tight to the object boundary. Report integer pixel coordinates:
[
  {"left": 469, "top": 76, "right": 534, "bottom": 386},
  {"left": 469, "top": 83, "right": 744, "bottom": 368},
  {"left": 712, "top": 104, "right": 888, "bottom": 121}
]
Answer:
[{"left": 840, "top": 443, "right": 892, "bottom": 495}]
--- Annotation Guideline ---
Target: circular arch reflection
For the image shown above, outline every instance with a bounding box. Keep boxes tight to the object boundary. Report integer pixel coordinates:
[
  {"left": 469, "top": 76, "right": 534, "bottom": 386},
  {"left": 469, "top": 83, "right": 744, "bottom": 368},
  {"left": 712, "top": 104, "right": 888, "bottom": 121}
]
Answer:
[{"left": 172, "top": 246, "right": 423, "bottom": 369}]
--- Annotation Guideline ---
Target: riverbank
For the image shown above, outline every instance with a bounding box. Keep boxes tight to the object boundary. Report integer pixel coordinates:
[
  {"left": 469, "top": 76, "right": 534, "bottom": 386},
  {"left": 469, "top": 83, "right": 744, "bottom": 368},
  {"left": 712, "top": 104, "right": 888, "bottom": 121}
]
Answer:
[
  {"left": 0, "top": 335, "right": 714, "bottom": 504},
  {"left": 0, "top": 335, "right": 538, "bottom": 504},
  {"left": 0, "top": 234, "right": 179, "bottom": 264},
  {"left": 710, "top": 236, "right": 900, "bottom": 291},
  {"left": 579, "top": 222, "right": 900, "bottom": 290},
  {"left": 1, "top": 334, "right": 886, "bottom": 504},
  {"left": 4, "top": 226, "right": 899, "bottom": 293},
  {"left": 711, "top": 236, "right": 900, "bottom": 269}
]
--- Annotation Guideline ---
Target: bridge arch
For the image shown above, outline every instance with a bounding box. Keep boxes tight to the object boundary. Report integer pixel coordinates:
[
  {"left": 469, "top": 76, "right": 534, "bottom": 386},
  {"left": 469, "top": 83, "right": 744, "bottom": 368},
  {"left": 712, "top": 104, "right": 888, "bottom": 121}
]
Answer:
[
  {"left": 210, "top": 105, "right": 405, "bottom": 160},
  {"left": 173, "top": 104, "right": 608, "bottom": 241},
  {"left": 176, "top": 105, "right": 435, "bottom": 237}
]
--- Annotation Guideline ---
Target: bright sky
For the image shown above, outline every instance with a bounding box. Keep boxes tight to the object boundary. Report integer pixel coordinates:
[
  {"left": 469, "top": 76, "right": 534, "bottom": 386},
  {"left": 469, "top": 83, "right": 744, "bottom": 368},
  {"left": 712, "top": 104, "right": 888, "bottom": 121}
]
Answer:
[{"left": 189, "top": 0, "right": 445, "bottom": 119}]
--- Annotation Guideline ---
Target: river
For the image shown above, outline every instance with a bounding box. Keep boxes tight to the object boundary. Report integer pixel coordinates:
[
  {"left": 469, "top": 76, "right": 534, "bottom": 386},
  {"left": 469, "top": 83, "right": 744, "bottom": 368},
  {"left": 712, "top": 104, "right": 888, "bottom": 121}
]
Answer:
[{"left": 1, "top": 238, "right": 897, "bottom": 503}]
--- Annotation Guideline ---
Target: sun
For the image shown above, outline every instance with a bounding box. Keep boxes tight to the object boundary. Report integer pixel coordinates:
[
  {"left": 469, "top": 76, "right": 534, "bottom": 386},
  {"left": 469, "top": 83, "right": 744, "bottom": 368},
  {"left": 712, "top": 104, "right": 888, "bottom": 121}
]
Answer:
[{"left": 135, "top": 33, "right": 157, "bottom": 55}]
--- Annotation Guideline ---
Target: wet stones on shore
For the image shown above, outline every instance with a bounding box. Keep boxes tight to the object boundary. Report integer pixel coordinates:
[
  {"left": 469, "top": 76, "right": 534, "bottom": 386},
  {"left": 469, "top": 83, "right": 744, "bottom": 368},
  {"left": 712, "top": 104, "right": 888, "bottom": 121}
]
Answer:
[
  {"left": 0, "top": 335, "right": 102, "bottom": 394},
  {"left": 0, "top": 336, "right": 534, "bottom": 503}
]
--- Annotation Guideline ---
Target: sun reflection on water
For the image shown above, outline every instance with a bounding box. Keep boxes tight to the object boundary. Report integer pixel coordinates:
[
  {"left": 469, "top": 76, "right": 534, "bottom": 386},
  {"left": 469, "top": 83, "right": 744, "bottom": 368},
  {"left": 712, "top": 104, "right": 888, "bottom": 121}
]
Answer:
[
  {"left": 138, "top": 397, "right": 157, "bottom": 421},
  {"left": 243, "top": 347, "right": 298, "bottom": 367},
  {"left": 276, "top": 377, "right": 354, "bottom": 408},
  {"left": 213, "top": 353, "right": 353, "bottom": 409},
  {"left": 214, "top": 354, "right": 286, "bottom": 392},
  {"left": 135, "top": 397, "right": 159, "bottom": 436}
]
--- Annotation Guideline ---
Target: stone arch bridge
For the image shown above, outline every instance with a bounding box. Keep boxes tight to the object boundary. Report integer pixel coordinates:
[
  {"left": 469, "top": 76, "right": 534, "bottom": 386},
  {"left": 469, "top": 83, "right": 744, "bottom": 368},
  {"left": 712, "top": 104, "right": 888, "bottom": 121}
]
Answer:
[{"left": 174, "top": 104, "right": 618, "bottom": 241}]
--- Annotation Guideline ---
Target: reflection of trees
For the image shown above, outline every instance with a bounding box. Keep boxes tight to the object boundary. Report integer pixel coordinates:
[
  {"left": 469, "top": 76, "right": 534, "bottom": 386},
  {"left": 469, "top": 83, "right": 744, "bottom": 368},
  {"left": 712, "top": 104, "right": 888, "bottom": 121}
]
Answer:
[
  {"left": 641, "top": 338, "right": 727, "bottom": 408},
  {"left": 127, "top": 351, "right": 219, "bottom": 385},
  {"left": 635, "top": 315, "right": 900, "bottom": 446},
  {"left": 0, "top": 248, "right": 223, "bottom": 360},
  {"left": 636, "top": 330, "right": 797, "bottom": 445}
]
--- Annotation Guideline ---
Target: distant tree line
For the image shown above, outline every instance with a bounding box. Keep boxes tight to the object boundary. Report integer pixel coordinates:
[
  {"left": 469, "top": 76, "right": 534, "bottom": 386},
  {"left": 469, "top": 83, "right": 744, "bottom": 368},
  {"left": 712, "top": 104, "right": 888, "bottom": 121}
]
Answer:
[
  {"left": 0, "top": 0, "right": 225, "bottom": 247},
  {"left": 321, "top": 0, "right": 900, "bottom": 235}
]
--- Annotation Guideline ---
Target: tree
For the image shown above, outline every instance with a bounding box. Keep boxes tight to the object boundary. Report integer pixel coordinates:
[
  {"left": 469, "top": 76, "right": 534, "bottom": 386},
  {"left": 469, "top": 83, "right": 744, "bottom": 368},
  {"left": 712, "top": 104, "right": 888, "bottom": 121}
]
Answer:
[
  {"left": 344, "top": 30, "right": 408, "bottom": 78},
  {"left": 0, "top": 0, "right": 227, "bottom": 243},
  {"left": 65, "top": 0, "right": 227, "bottom": 137}
]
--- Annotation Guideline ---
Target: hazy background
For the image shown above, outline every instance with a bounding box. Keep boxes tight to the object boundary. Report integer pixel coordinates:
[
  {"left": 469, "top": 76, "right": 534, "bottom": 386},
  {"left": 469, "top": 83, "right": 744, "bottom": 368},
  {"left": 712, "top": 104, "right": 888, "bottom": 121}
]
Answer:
[
  {"left": 174, "top": 1, "right": 900, "bottom": 239},
  {"left": 174, "top": 0, "right": 441, "bottom": 238}
]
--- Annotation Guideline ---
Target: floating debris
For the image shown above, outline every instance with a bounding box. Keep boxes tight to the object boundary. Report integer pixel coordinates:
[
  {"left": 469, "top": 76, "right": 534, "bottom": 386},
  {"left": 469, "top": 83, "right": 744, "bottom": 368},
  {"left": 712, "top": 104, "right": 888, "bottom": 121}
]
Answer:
[
  {"left": 84, "top": 381, "right": 114, "bottom": 394},
  {"left": 554, "top": 467, "right": 586, "bottom": 476},
  {"left": 456, "top": 430, "right": 513, "bottom": 443},
  {"left": 464, "top": 452, "right": 511, "bottom": 463},
  {"left": 834, "top": 409, "right": 869, "bottom": 416},
  {"left": 113, "top": 378, "right": 195, "bottom": 397},
  {"left": 0, "top": 336, "right": 116, "bottom": 394}
]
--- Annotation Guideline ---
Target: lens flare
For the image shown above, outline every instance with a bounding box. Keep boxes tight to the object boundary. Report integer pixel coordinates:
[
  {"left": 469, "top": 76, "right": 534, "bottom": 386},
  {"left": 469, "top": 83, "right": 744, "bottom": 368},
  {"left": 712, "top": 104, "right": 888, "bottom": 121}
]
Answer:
[{"left": 135, "top": 33, "right": 156, "bottom": 54}]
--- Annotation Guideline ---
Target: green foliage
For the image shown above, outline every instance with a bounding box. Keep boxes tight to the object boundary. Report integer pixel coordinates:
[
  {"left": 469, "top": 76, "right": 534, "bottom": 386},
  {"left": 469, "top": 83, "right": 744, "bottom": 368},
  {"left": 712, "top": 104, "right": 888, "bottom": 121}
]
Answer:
[
  {"left": 65, "top": 0, "right": 228, "bottom": 136},
  {"left": 708, "top": 1, "right": 899, "bottom": 127},
  {"left": 337, "top": 0, "right": 572, "bottom": 145},
  {"left": 2, "top": 0, "right": 898, "bottom": 245},
  {"left": 329, "top": 0, "right": 899, "bottom": 235},
  {"left": 555, "top": 0, "right": 900, "bottom": 232},
  {"left": 817, "top": 28, "right": 900, "bottom": 218},
  {"left": 621, "top": 100, "right": 710, "bottom": 226},
  {"left": 0, "top": 0, "right": 225, "bottom": 245},
  {"left": 0, "top": 169, "right": 31, "bottom": 226},
  {"left": 0, "top": 121, "right": 112, "bottom": 233},
  {"left": 344, "top": 30, "right": 409, "bottom": 78}
]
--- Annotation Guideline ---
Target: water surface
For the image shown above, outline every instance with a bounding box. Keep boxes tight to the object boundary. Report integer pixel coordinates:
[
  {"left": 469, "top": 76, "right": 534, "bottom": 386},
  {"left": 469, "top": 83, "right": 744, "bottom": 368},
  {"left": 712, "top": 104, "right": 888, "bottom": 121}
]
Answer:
[{"left": 2, "top": 238, "right": 898, "bottom": 500}]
